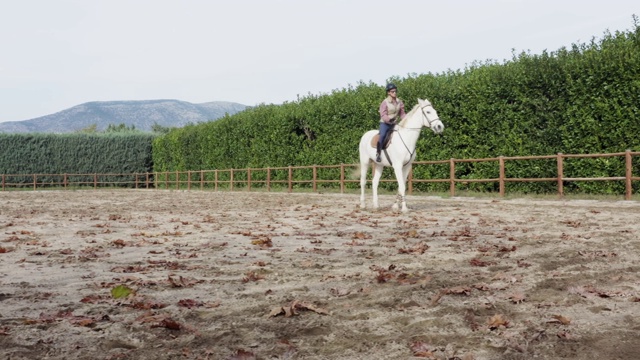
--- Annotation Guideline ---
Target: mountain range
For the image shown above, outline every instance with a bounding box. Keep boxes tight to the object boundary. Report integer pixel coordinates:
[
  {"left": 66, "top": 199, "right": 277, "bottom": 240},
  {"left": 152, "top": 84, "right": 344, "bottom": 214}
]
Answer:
[{"left": 0, "top": 99, "right": 248, "bottom": 133}]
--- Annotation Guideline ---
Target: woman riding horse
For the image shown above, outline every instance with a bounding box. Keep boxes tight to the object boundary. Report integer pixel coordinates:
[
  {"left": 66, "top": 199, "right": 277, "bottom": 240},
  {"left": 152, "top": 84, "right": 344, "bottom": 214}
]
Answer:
[{"left": 377, "top": 83, "right": 406, "bottom": 162}]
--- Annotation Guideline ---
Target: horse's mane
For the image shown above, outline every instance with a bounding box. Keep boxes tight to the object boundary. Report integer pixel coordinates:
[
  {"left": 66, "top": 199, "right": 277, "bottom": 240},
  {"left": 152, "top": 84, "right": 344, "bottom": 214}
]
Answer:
[{"left": 398, "top": 102, "right": 423, "bottom": 127}]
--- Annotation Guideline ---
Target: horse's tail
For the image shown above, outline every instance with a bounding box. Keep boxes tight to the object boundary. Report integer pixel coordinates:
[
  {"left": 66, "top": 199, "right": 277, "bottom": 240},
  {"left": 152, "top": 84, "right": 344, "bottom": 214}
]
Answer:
[{"left": 349, "top": 165, "right": 362, "bottom": 180}]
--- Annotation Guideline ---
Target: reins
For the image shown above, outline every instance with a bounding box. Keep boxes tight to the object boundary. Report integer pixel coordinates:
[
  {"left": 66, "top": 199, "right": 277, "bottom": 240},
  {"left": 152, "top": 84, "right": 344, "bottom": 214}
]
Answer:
[{"left": 388, "top": 130, "right": 416, "bottom": 167}]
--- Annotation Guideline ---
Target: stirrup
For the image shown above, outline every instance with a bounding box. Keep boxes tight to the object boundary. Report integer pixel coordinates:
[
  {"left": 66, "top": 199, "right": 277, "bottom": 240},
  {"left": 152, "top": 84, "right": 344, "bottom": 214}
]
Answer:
[{"left": 375, "top": 153, "right": 381, "bottom": 162}]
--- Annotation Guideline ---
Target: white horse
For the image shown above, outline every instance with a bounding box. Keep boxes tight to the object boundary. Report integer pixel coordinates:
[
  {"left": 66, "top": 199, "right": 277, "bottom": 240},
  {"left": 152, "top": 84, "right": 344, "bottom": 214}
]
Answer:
[{"left": 359, "top": 98, "right": 444, "bottom": 212}]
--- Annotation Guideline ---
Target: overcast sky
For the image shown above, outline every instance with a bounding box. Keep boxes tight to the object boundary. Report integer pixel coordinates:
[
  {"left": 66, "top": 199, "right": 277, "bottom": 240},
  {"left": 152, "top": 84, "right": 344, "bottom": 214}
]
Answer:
[{"left": 0, "top": 0, "right": 637, "bottom": 122}]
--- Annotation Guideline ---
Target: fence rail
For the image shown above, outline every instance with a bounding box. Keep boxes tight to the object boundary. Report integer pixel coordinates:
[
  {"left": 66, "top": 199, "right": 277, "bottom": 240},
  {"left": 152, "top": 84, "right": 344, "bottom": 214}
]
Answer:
[{"left": 3, "top": 150, "right": 640, "bottom": 199}]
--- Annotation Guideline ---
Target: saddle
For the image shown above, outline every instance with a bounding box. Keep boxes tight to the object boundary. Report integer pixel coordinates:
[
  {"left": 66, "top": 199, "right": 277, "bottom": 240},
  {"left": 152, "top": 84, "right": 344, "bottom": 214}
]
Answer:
[{"left": 370, "top": 131, "right": 394, "bottom": 149}]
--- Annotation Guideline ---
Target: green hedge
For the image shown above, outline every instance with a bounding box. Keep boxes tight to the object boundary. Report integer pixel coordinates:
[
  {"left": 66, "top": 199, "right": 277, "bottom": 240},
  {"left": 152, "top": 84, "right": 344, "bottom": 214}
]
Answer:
[{"left": 0, "top": 133, "right": 155, "bottom": 185}]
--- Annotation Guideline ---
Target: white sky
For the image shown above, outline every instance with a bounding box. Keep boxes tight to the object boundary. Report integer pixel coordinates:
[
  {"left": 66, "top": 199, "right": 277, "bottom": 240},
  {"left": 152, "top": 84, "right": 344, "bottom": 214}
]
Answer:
[{"left": 0, "top": 0, "right": 638, "bottom": 122}]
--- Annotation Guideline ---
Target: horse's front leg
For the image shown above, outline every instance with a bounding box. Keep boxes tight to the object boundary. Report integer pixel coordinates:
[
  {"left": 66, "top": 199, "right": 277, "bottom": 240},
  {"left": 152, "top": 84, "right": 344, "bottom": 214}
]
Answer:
[
  {"left": 393, "top": 164, "right": 412, "bottom": 212},
  {"left": 391, "top": 165, "right": 409, "bottom": 212}
]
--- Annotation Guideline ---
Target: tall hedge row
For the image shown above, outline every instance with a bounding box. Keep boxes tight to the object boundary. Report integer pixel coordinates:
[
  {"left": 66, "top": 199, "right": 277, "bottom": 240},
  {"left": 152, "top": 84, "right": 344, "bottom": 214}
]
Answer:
[
  {"left": 152, "top": 20, "right": 640, "bottom": 194},
  {"left": 0, "top": 133, "right": 155, "bottom": 184}
]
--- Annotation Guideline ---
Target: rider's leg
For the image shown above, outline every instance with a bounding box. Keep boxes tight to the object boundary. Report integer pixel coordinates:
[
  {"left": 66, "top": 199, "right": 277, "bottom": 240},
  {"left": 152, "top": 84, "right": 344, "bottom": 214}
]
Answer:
[{"left": 377, "top": 123, "right": 392, "bottom": 162}]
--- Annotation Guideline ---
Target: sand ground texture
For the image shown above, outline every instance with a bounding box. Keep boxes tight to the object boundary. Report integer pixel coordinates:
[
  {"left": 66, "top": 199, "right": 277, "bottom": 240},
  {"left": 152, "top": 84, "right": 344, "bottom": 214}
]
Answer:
[{"left": 1, "top": 190, "right": 639, "bottom": 360}]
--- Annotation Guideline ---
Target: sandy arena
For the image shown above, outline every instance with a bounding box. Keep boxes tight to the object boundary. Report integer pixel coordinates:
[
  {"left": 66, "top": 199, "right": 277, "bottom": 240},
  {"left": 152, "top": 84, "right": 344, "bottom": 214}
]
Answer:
[{"left": 1, "top": 190, "right": 639, "bottom": 360}]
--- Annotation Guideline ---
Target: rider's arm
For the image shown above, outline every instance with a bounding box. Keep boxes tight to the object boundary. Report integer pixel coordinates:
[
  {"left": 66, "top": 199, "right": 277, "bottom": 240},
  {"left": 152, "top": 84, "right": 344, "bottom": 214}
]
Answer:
[{"left": 379, "top": 101, "right": 394, "bottom": 124}]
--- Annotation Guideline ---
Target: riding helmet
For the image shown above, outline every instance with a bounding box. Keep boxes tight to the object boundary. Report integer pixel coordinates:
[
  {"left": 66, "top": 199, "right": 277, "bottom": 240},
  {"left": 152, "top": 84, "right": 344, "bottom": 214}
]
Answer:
[{"left": 385, "top": 83, "right": 397, "bottom": 92}]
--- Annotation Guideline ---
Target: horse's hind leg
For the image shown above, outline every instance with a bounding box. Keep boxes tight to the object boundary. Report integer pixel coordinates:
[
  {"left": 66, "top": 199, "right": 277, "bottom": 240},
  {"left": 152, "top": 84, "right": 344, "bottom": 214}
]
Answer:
[
  {"left": 371, "top": 163, "right": 383, "bottom": 209},
  {"left": 359, "top": 159, "right": 368, "bottom": 209}
]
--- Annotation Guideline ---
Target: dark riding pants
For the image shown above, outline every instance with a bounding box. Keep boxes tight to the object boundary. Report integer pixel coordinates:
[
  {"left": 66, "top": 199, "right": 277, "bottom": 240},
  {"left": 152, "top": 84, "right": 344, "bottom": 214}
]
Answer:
[{"left": 377, "top": 122, "right": 395, "bottom": 151}]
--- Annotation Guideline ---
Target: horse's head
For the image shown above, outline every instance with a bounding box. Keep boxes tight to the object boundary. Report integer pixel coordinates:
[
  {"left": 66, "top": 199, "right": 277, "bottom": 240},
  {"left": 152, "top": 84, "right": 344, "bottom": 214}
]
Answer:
[{"left": 418, "top": 98, "right": 444, "bottom": 134}]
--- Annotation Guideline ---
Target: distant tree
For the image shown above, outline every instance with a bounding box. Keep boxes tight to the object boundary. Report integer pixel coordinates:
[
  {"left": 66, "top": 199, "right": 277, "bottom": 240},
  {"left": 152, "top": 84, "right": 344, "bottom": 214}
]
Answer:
[
  {"left": 105, "top": 123, "right": 138, "bottom": 133},
  {"left": 151, "top": 122, "right": 174, "bottom": 134},
  {"left": 76, "top": 124, "right": 98, "bottom": 133}
]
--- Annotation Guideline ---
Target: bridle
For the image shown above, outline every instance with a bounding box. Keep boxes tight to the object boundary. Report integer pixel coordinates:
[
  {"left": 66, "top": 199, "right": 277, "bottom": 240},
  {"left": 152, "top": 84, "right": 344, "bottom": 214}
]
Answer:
[{"left": 420, "top": 103, "right": 441, "bottom": 129}]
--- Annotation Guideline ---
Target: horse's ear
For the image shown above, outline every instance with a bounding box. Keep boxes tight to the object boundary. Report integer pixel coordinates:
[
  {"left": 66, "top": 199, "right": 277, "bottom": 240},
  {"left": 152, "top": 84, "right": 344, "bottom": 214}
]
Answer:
[{"left": 418, "top": 98, "right": 425, "bottom": 106}]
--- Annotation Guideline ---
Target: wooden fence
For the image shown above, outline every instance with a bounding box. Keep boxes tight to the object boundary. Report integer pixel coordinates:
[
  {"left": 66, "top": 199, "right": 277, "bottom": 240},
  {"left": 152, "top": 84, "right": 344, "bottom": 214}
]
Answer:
[{"left": 2, "top": 150, "right": 640, "bottom": 199}]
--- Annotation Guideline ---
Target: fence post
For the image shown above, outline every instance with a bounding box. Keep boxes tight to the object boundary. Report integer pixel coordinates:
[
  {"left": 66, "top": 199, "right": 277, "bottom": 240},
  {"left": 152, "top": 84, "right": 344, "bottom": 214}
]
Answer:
[
  {"left": 449, "top": 158, "right": 456, "bottom": 196},
  {"left": 288, "top": 166, "right": 292, "bottom": 193},
  {"left": 215, "top": 170, "right": 218, "bottom": 191},
  {"left": 135, "top": 173, "right": 138, "bottom": 189},
  {"left": 557, "top": 153, "right": 564, "bottom": 198},
  {"left": 94, "top": 174, "right": 97, "bottom": 189},
  {"left": 187, "top": 171, "right": 191, "bottom": 190},
  {"left": 64, "top": 173, "right": 67, "bottom": 189},
  {"left": 248, "top": 168, "right": 252, "bottom": 192},
  {"left": 267, "top": 168, "right": 271, "bottom": 192},
  {"left": 175, "top": 171, "right": 179, "bottom": 190},
  {"left": 145, "top": 173, "right": 149, "bottom": 189},
  {"left": 625, "top": 149, "right": 632, "bottom": 200},
  {"left": 200, "top": 170, "right": 204, "bottom": 190},
  {"left": 2, "top": 174, "right": 4, "bottom": 191},
  {"left": 230, "top": 169, "right": 234, "bottom": 191},
  {"left": 340, "top": 164, "right": 345, "bottom": 194},
  {"left": 313, "top": 165, "right": 317, "bottom": 192},
  {"left": 499, "top": 156, "right": 505, "bottom": 197}
]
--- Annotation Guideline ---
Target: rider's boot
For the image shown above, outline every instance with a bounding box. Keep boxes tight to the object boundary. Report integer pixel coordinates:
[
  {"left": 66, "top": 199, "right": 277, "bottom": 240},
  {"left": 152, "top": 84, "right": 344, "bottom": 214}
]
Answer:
[{"left": 375, "top": 143, "right": 382, "bottom": 162}]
